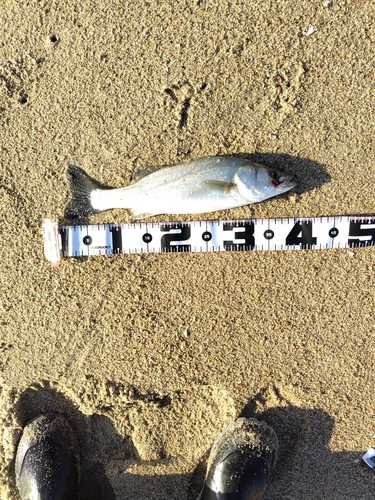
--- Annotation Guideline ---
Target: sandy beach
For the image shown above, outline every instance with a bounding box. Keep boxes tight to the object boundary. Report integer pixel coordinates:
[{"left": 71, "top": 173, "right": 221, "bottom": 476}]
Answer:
[{"left": 1, "top": 0, "right": 375, "bottom": 498}]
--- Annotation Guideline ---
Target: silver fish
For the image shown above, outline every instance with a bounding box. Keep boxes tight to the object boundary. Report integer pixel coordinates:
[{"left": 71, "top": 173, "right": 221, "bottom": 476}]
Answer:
[{"left": 65, "top": 156, "right": 296, "bottom": 220}]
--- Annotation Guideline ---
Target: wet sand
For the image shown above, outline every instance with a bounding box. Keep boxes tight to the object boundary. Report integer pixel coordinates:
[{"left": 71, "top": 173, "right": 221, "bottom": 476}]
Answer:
[{"left": 1, "top": 0, "right": 375, "bottom": 498}]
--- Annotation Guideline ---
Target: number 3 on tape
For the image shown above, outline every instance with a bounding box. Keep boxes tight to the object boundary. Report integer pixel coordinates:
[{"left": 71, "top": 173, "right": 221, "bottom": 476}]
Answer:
[{"left": 42, "top": 216, "right": 375, "bottom": 264}]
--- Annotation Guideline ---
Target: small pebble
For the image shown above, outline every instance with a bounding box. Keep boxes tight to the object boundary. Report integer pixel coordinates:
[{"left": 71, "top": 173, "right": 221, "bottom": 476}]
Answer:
[{"left": 306, "top": 26, "right": 317, "bottom": 36}]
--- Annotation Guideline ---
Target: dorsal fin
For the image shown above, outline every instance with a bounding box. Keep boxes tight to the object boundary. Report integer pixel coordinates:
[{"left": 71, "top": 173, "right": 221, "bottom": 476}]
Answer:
[{"left": 132, "top": 165, "right": 168, "bottom": 182}]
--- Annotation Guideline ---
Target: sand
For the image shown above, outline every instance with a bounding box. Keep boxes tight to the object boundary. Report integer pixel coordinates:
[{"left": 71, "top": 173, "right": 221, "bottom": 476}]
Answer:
[{"left": 1, "top": 0, "right": 375, "bottom": 498}]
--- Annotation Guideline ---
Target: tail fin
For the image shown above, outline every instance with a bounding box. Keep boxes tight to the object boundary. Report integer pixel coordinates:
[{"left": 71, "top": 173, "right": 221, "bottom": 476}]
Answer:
[{"left": 65, "top": 166, "right": 109, "bottom": 219}]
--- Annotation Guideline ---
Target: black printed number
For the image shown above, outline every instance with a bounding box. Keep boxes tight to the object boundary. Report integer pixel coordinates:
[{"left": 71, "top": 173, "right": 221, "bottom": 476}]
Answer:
[
  {"left": 110, "top": 226, "right": 122, "bottom": 253},
  {"left": 285, "top": 221, "right": 317, "bottom": 248},
  {"left": 160, "top": 224, "right": 191, "bottom": 252},
  {"left": 223, "top": 222, "right": 255, "bottom": 250},
  {"left": 348, "top": 220, "right": 375, "bottom": 248}
]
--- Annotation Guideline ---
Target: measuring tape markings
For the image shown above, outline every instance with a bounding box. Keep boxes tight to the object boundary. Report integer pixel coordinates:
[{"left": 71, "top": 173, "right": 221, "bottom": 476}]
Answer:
[{"left": 42, "top": 217, "right": 375, "bottom": 264}]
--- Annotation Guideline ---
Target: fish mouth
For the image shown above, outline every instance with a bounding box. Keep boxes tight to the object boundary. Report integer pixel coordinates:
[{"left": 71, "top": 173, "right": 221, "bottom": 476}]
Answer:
[{"left": 278, "top": 176, "right": 297, "bottom": 191}]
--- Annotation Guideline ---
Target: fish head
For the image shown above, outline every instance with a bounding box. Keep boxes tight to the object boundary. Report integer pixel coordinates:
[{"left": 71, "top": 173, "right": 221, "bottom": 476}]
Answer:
[{"left": 237, "top": 162, "right": 297, "bottom": 202}]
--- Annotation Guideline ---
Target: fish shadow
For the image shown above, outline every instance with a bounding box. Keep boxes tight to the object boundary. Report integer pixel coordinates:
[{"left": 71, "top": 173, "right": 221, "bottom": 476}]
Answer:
[{"left": 234, "top": 152, "right": 331, "bottom": 195}]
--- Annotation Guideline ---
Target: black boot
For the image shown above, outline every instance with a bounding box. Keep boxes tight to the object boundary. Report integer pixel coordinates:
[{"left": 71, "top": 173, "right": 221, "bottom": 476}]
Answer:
[
  {"left": 15, "top": 413, "right": 80, "bottom": 500},
  {"left": 199, "top": 417, "right": 278, "bottom": 500}
]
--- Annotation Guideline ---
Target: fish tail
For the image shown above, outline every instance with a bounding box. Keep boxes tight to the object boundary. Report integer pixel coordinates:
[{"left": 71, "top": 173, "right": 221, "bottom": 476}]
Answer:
[{"left": 65, "top": 166, "right": 108, "bottom": 219}]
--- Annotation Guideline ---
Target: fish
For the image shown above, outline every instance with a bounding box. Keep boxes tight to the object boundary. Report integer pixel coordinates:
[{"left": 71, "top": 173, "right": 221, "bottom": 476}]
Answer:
[{"left": 65, "top": 156, "right": 296, "bottom": 220}]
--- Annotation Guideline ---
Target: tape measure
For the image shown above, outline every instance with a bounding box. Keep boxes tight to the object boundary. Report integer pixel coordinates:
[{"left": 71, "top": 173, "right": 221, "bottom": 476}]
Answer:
[{"left": 42, "top": 216, "right": 375, "bottom": 265}]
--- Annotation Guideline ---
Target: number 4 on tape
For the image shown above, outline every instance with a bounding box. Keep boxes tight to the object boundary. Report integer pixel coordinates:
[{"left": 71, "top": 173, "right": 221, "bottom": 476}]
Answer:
[{"left": 42, "top": 216, "right": 375, "bottom": 265}]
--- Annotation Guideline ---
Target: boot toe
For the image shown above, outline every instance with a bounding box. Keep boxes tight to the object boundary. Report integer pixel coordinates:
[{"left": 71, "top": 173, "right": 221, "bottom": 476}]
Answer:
[
  {"left": 15, "top": 413, "right": 80, "bottom": 500},
  {"left": 200, "top": 417, "right": 278, "bottom": 500}
]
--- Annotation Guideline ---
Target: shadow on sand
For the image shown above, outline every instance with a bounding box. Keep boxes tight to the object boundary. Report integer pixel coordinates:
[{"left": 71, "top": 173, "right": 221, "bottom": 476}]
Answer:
[
  {"left": 8, "top": 383, "right": 373, "bottom": 500},
  {"left": 234, "top": 151, "right": 331, "bottom": 195}
]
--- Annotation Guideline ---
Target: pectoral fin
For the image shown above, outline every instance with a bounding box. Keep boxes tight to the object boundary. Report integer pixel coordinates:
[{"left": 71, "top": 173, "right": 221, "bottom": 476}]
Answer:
[{"left": 231, "top": 167, "right": 251, "bottom": 198}]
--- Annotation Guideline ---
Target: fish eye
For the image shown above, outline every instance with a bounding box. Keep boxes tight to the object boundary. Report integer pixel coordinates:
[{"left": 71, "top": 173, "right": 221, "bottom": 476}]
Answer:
[{"left": 270, "top": 171, "right": 280, "bottom": 179}]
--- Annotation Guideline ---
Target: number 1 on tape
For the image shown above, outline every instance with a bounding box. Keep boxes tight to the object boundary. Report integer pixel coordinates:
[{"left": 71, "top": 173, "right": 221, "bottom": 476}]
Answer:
[{"left": 42, "top": 216, "right": 375, "bottom": 265}]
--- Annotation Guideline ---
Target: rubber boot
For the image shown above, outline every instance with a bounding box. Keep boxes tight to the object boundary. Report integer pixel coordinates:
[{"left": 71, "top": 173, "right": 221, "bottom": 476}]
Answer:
[
  {"left": 15, "top": 413, "right": 80, "bottom": 500},
  {"left": 199, "top": 417, "right": 278, "bottom": 500}
]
